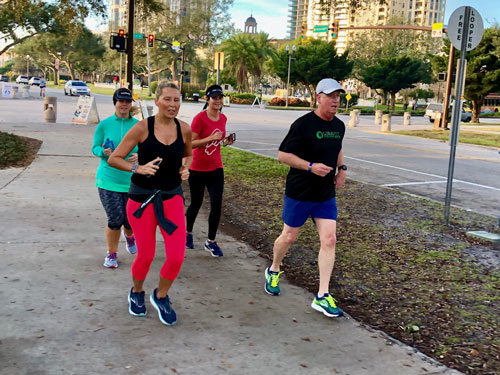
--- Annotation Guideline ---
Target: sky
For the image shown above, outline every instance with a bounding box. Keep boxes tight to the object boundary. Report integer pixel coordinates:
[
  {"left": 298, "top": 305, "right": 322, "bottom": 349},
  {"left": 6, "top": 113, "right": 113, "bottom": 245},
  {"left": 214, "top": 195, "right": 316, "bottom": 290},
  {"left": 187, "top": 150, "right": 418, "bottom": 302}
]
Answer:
[{"left": 86, "top": 0, "right": 499, "bottom": 40}]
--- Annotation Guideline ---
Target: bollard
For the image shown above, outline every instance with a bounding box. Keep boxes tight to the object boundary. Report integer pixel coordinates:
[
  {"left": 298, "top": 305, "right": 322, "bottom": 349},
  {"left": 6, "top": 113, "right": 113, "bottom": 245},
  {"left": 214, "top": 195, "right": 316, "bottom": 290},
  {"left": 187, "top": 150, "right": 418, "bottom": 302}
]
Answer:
[
  {"left": 44, "top": 96, "right": 57, "bottom": 123},
  {"left": 21, "top": 85, "right": 31, "bottom": 98},
  {"left": 374, "top": 109, "right": 382, "bottom": 125},
  {"left": 348, "top": 111, "right": 357, "bottom": 127},
  {"left": 403, "top": 111, "right": 411, "bottom": 126},
  {"left": 353, "top": 109, "right": 360, "bottom": 125},
  {"left": 381, "top": 114, "right": 391, "bottom": 131},
  {"left": 433, "top": 112, "right": 441, "bottom": 130}
]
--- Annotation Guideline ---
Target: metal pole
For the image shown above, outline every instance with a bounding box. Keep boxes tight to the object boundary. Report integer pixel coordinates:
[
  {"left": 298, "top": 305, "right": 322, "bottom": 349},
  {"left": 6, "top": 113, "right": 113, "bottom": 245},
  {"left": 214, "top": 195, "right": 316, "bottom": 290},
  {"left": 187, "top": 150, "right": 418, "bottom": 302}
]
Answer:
[
  {"left": 216, "top": 53, "right": 220, "bottom": 85},
  {"left": 179, "top": 47, "right": 185, "bottom": 97},
  {"left": 441, "top": 45, "right": 455, "bottom": 129},
  {"left": 146, "top": 38, "right": 152, "bottom": 96},
  {"left": 119, "top": 53, "right": 122, "bottom": 88},
  {"left": 286, "top": 52, "right": 291, "bottom": 108},
  {"left": 126, "top": 0, "right": 134, "bottom": 90},
  {"left": 444, "top": 6, "right": 470, "bottom": 225}
]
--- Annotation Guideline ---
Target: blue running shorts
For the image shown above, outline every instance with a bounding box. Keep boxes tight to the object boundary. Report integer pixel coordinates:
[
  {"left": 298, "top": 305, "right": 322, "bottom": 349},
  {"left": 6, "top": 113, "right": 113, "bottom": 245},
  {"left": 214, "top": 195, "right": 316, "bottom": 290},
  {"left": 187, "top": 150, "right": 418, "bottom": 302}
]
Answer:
[{"left": 282, "top": 195, "right": 338, "bottom": 228}]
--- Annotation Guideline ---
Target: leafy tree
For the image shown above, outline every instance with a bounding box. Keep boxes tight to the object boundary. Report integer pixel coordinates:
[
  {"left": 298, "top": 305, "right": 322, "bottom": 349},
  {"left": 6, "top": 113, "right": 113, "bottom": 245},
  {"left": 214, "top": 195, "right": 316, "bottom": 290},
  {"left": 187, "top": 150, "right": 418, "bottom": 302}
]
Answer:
[
  {"left": 463, "top": 27, "right": 500, "bottom": 122},
  {"left": 360, "top": 56, "right": 432, "bottom": 110},
  {"left": 221, "top": 32, "right": 275, "bottom": 92},
  {"left": 269, "top": 38, "right": 353, "bottom": 107}
]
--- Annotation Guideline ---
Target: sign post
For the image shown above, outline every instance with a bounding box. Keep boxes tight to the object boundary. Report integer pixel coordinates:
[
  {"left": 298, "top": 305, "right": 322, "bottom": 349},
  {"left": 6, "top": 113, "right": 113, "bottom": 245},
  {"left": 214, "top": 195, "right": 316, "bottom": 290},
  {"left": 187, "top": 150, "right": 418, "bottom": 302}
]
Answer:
[
  {"left": 214, "top": 52, "right": 224, "bottom": 85},
  {"left": 444, "top": 6, "right": 484, "bottom": 225}
]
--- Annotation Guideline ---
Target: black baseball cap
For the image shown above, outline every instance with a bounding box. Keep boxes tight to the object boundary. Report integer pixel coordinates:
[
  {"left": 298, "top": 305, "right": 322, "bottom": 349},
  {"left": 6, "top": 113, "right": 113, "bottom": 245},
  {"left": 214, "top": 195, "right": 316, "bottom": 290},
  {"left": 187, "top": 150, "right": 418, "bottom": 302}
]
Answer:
[
  {"left": 206, "top": 85, "right": 225, "bottom": 98},
  {"left": 113, "top": 88, "right": 134, "bottom": 104}
]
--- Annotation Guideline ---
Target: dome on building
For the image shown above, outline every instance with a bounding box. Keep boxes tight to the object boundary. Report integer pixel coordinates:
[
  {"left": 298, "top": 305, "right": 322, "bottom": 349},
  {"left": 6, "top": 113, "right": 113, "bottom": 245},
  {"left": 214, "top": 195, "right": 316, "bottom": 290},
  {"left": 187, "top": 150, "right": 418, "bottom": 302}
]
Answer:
[
  {"left": 245, "top": 15, "right": 256, "bottom": 24},
  {"left": 244, "top": 14, "right": 257, "bottom": 34}
]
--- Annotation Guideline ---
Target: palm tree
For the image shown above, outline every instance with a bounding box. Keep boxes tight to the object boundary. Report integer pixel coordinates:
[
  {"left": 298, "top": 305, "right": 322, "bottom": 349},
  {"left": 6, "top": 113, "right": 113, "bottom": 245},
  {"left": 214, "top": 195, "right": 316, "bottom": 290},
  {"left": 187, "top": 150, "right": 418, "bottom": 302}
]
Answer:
[{"left": 221, "top": 32, "right": 276, "bottom": 92}]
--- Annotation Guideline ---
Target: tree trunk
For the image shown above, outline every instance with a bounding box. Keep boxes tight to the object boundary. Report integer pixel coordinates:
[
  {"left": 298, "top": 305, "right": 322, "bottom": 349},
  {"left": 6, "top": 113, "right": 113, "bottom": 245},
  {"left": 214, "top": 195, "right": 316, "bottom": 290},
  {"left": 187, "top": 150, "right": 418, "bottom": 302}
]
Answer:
[
  {"left": 306, "top": 85, "right": 315, "bottom": 108},
  {"left": 170, "top": 60, "right": 177, "bottom": 86},
  {"left": 472, "top": 99, "right": 481, "bottom": 124},
  {"left": 390, "top": 92, "right": 396, "bottom": 111}
]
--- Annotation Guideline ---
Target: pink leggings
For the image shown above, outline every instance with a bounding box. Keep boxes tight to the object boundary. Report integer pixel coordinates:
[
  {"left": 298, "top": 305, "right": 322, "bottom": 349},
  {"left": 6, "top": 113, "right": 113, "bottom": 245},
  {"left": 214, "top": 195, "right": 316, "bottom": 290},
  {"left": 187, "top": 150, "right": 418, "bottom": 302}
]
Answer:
[{"left": 126, "top": 195, "right": 186, "bottom": 281}]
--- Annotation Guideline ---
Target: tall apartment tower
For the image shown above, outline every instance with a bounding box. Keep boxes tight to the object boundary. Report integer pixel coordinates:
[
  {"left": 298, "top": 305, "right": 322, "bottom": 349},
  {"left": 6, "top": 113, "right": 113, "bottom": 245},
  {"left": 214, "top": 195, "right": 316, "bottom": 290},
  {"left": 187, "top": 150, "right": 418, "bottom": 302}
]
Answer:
[
  {"left": 109, "top": 0, "right": 128, "bottom": 31},
  {"left": 287, "top": 0, "right": 446, "bottom": 53}
]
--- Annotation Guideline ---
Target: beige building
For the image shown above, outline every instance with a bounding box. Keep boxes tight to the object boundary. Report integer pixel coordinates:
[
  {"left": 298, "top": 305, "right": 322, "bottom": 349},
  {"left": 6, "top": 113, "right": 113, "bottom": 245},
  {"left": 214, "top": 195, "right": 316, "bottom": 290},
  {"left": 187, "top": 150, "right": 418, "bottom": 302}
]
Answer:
[{"left": 288, "top": 0, "right": 446, "bottom": 53}]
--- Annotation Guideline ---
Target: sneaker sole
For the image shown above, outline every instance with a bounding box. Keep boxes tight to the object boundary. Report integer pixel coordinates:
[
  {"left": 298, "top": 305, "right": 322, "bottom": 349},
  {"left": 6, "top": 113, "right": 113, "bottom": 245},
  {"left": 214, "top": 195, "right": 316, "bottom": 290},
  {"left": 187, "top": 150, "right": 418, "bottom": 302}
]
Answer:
[
  {"left": 127, "top": 294, "right": 147, "bottom": 317},
  {"left": 264, "top": 268, "right": 280, "bottom": 296},
  {"left": 311, "top": 301, "right": 342, "bottom": 318},
  {"left": 150, "top": 294, "right": 176, "bottom": 326},
  {"left": 204, "top": 246, "right": 223, "bottom": 257},
  {"left": 103, "top": 263, "right": 118, "bottom": 268}
]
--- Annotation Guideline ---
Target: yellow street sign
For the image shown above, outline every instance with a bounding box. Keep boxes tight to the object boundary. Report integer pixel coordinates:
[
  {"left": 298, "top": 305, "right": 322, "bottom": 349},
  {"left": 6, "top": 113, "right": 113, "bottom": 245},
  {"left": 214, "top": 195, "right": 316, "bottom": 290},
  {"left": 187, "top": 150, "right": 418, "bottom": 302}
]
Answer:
[
  {"left": 346, "top": 93, "right": 352, "bottom": 101},
  {"left": 214, "top": 52, "right": 224, "bottom": 70},
  {"left": 432, "top": 23, "right": 443, "bottom": 38}
]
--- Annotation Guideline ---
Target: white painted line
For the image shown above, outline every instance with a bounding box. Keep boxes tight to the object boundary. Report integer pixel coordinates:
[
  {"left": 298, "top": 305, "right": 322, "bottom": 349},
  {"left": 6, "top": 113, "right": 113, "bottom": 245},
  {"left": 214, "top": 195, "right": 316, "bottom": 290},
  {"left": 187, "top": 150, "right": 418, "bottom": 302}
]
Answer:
[
  {"left": 382, "top": 180, "right": 448, "bottom": 187},
  {"left": 236, "top": 140, "right": 280, "bottom": 146}
]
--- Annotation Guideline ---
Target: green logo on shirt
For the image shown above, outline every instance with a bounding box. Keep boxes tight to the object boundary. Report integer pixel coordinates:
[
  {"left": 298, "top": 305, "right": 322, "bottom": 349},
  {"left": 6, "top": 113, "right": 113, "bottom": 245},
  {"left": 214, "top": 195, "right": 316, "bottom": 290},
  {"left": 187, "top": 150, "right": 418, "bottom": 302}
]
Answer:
[{"left": 316, "top": 131, "right": 341, "bottom": 139}]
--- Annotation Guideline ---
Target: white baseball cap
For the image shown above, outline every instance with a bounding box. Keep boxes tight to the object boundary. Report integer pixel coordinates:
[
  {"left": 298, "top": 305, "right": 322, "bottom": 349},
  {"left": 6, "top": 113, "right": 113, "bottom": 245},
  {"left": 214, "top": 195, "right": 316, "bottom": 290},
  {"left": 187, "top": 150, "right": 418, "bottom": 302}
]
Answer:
[{"left": 316, "top": 78, "right": 345, "bottom": 94}]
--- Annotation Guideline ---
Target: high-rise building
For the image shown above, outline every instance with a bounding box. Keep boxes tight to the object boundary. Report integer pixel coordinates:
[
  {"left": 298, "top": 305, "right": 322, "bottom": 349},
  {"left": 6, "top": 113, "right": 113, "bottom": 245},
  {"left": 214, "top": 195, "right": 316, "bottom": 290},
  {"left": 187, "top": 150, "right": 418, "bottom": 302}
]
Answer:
[
  {"left": 109, "top": 0, "right": 128, "bottom": 31},
  {"left": 287, "top": 0, "right": 446, "bottom": 53}
]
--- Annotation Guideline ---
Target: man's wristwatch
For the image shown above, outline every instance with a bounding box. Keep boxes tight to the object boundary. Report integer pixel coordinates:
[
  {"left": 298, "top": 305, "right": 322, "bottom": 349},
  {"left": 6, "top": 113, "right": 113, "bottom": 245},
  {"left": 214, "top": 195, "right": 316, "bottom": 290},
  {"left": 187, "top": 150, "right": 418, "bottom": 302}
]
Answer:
[
  {"left": 131, "top": 163, "right": 139, "bottom": 174},
  {"left": 338, "top": 165, "right": 347, "bottom": 172}
]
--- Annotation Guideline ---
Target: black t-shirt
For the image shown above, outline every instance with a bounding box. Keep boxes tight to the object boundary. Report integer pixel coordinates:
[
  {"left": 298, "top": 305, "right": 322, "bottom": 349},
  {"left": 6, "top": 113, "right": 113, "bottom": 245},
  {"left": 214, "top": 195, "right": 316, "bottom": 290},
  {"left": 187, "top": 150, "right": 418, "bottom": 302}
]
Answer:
[{"left": 279, "top": 111, "right": 345, "bottom": 202}]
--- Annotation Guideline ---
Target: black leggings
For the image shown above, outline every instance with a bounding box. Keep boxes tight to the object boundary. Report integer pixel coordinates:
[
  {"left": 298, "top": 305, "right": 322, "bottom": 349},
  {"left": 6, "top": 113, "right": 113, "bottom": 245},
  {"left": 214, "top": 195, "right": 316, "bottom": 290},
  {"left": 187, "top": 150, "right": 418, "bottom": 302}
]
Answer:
[{"left": 186, "top": 168, "right": 224, "bottom": 240}]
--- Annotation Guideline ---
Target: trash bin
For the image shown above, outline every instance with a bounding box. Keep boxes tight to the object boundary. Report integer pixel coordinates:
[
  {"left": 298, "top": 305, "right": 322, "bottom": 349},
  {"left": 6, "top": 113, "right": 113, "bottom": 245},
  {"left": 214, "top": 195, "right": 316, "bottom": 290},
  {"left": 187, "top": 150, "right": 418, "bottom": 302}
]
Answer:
[
  {"left": 193, "top": 93, "right": 200, "bottom": 102},
  {"left": 44, "top": 96, "right": 57, "bottom": 123}
]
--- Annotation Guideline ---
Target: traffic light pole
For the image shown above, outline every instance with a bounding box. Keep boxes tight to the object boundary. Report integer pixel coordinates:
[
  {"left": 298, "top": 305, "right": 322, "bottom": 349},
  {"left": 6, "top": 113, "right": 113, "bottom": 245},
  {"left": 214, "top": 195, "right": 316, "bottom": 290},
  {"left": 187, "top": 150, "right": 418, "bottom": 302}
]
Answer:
[
  {"left": 146, "top": 38, "right": 152, "bottom": 96},
  {"left": 155, "top": 38, "right": 186, "bottom": 95},
  {"left": 126, "top": 0, "right": 134, "bottom": 91}
]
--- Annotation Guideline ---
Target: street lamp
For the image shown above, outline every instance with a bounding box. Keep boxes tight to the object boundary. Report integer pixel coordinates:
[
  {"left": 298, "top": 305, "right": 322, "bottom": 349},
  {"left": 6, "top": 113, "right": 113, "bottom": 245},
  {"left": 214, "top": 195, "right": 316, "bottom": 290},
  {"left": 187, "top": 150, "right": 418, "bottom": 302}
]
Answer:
[
  {"left": 285, "top": 44, "right": 296, "bottom": 108},
  {"left": 26, "top": 55, "right": 30, "bottom": 76}
]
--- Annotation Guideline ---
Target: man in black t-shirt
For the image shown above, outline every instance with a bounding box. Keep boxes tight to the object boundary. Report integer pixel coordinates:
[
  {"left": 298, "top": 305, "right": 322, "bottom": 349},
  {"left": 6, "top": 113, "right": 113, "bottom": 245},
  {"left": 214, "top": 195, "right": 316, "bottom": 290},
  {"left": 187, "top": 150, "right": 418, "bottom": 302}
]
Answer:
[{"left": 264, "top": 78, "right": 347, "bottom": 318}]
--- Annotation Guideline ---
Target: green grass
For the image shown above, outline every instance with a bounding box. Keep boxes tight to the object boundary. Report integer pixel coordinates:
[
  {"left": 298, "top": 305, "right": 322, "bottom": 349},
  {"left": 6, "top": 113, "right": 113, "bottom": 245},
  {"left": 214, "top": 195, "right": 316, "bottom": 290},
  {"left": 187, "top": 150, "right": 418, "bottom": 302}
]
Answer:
[
  {"left": 392, "top": 130, "right": 500, "bottom": 147},
  {"left": 0, "top": 131, "right": 26, "bottom": 167}
]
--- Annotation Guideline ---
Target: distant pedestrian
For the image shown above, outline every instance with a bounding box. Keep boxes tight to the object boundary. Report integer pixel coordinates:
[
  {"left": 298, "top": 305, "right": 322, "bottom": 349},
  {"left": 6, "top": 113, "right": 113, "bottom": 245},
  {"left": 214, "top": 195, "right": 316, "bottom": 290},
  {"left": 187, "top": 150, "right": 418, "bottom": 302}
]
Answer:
[
  {"left": 108, "top": 81, "right": 192, "bottom": 326},
  {"left": 412, "top": 98, "right": 417, "bottom": 111},
  {"left": 92, "top": 88, "right": 139, "bottom": 269},
  {"left": 185, "top": 85, "right": 235, "bottom": 257},
  {"left": 265, "top": 78, "right": 347, "bottom": 318},
  {"left": 39, "top": 77, "right": 46, "bottom": 97},
  {"left": 114, "top": 75, "right": 119, "bottom": 88}
]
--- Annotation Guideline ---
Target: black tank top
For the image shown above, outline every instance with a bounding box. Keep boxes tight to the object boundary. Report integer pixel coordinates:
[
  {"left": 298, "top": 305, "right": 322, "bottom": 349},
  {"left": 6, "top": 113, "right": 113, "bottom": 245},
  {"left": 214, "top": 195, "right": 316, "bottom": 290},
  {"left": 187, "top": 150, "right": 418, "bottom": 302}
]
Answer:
[{"left": 131, "top": 116, "right": 185, "bottom": 191}]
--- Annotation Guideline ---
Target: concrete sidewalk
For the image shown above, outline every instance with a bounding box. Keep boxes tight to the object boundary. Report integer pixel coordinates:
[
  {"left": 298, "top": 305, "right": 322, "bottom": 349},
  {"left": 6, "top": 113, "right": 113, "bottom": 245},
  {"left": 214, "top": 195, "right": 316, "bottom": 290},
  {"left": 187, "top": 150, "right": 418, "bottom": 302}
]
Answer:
[{"left": 0, "top": 121, "right": 463, "bottom": 375}]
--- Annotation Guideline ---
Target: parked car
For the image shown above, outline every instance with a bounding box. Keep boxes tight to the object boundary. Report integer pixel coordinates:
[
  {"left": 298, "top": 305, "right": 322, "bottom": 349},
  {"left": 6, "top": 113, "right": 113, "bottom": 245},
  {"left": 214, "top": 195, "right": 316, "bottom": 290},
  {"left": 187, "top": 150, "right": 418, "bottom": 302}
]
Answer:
[
  {"left": 15, "top": 75, "right": 29, "bottom": 84},
  {"left": 28, "top": 76, "right": 41, "bottom": 86},
  {"left": 64, "top": 80, "right": 91, "bottom": 96},
  {"left": 0, "top": 75, "right": 9, "bottom": 82},
  {"left": 425, "top": 103, "right": 472, "bottom": 123}
]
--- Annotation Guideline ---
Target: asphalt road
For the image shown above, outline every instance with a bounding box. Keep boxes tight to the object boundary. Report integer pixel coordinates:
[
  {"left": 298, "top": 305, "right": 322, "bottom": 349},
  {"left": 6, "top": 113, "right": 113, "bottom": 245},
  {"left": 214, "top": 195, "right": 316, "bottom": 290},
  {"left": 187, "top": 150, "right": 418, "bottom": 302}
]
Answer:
[{"left": 3, "top": 86, "right": 500, "bottom": 218}]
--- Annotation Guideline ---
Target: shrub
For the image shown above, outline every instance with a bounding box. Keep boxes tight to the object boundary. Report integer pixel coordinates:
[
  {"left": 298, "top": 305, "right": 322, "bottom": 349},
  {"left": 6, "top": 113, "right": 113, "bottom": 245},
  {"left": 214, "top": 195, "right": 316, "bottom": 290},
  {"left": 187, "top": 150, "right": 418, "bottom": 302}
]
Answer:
[
  {"left": 268, "top": 97, "right": 310, "bottom": 107},
  {"left": 150, "top": 81, "right": 158, "bottom": 94},
  {"left": 0, "top": 132, "right": 26, "bottom": 167}
]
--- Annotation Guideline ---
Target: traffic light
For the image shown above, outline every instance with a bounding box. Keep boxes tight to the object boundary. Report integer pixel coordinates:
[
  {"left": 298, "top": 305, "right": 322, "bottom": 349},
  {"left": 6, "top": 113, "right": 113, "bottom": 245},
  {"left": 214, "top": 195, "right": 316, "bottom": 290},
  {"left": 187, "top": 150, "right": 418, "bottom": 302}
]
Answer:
[
  {"left": 110, "top": 29, "right": 126, "bottom": 52},
  {"left": 331, "top": 20, "right": 339, "bottom": 40},
  {"left": 148, "top": 34, "right": 155, "bottom": 48},
  {"left": 301, "top": 23, "right": 307, "bottom": 40}
]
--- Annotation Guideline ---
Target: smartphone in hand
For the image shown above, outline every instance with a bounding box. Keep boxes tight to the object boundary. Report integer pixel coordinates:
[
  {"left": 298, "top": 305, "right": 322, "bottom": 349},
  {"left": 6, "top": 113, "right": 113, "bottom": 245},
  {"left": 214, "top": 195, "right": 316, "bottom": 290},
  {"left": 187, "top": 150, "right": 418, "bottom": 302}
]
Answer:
[{"left": 227, "top": 133, "right": 236, "bottom": 142}]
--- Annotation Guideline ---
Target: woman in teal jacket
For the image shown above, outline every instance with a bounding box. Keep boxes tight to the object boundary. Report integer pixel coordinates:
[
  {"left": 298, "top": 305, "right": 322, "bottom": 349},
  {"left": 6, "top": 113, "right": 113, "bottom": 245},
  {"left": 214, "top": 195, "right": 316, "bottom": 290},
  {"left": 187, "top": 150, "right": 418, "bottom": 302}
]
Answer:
[{"left": 92, "top": 88, "right": 139, "bottom": 268}]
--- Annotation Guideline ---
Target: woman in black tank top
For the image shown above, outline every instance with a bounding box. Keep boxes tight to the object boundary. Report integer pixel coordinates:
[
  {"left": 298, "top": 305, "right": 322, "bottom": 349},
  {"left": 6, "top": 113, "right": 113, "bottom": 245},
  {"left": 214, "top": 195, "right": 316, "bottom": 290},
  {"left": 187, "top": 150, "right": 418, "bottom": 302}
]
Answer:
[{"left": 109, "top": 82, "right": 192, "bottom": 326}]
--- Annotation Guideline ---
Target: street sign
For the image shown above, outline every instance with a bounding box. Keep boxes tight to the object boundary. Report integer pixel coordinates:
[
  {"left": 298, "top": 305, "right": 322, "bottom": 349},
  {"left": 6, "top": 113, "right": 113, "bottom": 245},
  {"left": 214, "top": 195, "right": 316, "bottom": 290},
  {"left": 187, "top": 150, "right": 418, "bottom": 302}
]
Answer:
[
  {"left": 313, "top": 25, "right": 329, "bottom": 33},
  {"left": 447, "top": 6, "right": 484, "bottom": 51},
  {"left": 431, "top": 23, "right": 443, "bottom": 38},
  {"left": 133, "top": 33, "right": 144, "bottom": 39},
  {"left": 172, "top": 41, "right": 181, "bottom": 51},
  {"left": 345, "top": 93, "right": 352, "bottom": 101},
  {"left": 214, "top": 52, "right": 224, "bottom": 70}
]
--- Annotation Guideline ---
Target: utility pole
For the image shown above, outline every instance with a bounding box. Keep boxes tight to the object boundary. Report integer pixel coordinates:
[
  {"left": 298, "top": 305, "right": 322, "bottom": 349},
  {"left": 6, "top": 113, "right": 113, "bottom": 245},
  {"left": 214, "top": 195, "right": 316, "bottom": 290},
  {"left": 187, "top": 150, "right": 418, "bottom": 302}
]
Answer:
[
  {"left": 179, "top": 48, "right": 185, "bottom": 97},
  {"left": 285, "top": 44, "right": 296, "bottom": 108},
  {"left": 126, "top": 0, "right": 134, "bottom": 90}
]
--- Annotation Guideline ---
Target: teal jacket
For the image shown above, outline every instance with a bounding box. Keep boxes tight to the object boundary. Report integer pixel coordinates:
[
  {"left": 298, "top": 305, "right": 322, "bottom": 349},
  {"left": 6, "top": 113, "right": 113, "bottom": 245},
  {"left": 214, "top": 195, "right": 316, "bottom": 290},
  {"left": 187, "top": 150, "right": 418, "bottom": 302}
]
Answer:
[{"left": 92, "top": 113, "right": 139, "bottom": 192}]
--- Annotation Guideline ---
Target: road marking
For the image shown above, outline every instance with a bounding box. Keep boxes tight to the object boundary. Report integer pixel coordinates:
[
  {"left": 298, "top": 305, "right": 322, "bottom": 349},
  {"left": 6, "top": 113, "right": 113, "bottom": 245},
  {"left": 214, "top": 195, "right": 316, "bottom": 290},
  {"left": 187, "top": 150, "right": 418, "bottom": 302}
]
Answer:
[
  {"left": 347, "top": 156, "right": 500, "bottom": 192},
  {"left": 382, "top": 180, "right": 447, "bottom": 187},
  {"left": 236, "top": 140, "right": 280, "bottom": 146}
]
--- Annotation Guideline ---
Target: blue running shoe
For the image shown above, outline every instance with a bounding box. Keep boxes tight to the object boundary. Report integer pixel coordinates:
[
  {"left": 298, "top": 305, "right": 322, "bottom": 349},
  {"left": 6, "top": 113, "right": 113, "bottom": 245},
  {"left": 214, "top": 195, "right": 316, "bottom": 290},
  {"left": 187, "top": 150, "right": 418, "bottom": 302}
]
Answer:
[
  {"left": 311, "top": 293, "right": 343, "bottom": 318},
  {"left": 204, "top": 240, "right": 223, "bottom": 257},
  {"left": 265, "top": 266, "right": 283, "bottom": 295},
  {"left": 103, "top": 252, "right": 118, "bottom": 268},
  {"left": 122, "top": 230, "right": 137, "bottom": 254},
  {"left": 150, "top": 288, "right": 177, "bottom": 326},
  {"left": 128, "top": 287, "right": 147, "bottom": 317},
  {"left": 186, "top": 233, "right": 194, "bottom": 249}
]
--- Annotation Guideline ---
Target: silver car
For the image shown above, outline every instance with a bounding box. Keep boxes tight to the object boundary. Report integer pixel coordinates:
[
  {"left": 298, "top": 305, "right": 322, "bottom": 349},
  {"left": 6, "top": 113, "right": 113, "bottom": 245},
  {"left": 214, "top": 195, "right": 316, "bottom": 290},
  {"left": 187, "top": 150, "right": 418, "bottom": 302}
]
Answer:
[
  {"left": 425, "top": 103, "right": 472, "bottom": 123},
  {"left": 64, "top": 80, "right": 91, "bottom": 96}
]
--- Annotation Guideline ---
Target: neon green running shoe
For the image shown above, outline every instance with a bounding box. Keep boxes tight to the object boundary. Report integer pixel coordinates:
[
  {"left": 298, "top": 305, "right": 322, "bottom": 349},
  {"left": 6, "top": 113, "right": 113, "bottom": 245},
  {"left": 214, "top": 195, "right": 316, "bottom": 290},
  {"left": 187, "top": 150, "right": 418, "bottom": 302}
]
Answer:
[
  {"left": 264, "top": 266, "right": 283, "bottom": 295},
  {"left": 311, "top": 293, "right": 343, "bottom": 317}
]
